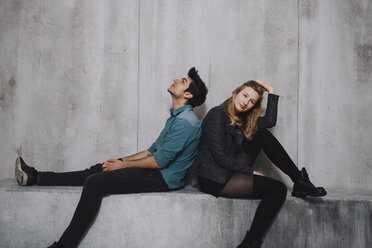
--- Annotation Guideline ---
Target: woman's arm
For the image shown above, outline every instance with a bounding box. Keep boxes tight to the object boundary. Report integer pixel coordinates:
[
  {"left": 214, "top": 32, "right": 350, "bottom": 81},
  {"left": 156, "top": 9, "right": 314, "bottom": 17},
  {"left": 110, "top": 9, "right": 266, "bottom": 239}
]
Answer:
[
  {"left": 256, "top": 94, "right": 279, "bottom": 128},
  {"left": 254, "top": 80, "right": 279, "bottom": 128}
]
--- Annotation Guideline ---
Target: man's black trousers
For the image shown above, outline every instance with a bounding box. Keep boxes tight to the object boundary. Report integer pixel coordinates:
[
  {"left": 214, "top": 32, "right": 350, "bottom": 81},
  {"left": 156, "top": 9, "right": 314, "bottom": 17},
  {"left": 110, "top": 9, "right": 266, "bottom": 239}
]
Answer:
[{"left": 37, "top": 164, "right": 170, "bottom": 248}]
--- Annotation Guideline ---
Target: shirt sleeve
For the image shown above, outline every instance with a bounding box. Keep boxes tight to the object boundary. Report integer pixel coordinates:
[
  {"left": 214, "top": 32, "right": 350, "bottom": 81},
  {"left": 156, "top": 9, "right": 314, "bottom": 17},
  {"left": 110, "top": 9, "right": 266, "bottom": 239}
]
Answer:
[
  {"left": 148, "top": 128, "right": 166, "bottom": 154},
  {"left": 151, "top": 119, "right": 193, "bottom": 168}
]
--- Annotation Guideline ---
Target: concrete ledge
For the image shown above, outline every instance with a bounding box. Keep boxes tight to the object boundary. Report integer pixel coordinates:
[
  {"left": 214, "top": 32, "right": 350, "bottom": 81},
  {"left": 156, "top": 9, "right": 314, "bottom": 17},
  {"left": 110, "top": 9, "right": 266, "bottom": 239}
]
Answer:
[{"left": 1, "top": 178, "right": 371, "bottom": 248}]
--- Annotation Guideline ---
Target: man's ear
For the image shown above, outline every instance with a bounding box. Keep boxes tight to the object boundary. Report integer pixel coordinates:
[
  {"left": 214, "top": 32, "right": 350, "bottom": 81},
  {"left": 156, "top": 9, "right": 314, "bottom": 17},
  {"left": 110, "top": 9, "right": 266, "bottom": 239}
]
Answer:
[{"left": 184, "top": 91, "right": 194, "bottom": 99}]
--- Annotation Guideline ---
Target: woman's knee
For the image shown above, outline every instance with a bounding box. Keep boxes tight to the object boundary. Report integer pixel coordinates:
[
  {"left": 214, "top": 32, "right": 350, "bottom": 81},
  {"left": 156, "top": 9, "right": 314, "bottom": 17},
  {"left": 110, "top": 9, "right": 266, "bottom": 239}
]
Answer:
[
  {"left": 259, "top": 176, "right": 287, "bottom": 200},
  {"left": 251, "top": 128, "right": 273, "bottom": 144},
  {"left": 253, "top": 128, "right": 270, "bottom": 137},
  {"left": 259, "top": 128, "right": 277, "bottom": 141}
]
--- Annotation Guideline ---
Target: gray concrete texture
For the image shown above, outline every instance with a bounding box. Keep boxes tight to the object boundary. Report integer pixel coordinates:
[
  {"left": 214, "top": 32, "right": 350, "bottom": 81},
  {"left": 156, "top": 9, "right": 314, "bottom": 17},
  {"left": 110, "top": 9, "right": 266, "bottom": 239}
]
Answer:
[
  {"left": 0, "top": 0, "right": 371, "bottom": 191},
  {"left": 1, "top": 179, "right": 371, "bottom": 248},
  {"left": 298, "top": 0, "right": 372, "bottom": 190}
]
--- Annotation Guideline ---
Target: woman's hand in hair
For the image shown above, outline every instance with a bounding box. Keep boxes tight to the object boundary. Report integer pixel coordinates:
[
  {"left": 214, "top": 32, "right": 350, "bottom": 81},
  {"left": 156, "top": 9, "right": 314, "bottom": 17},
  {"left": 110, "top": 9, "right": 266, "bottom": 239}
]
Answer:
[{"left": 254, "top": 80, "right": 275, "bottom": 94}]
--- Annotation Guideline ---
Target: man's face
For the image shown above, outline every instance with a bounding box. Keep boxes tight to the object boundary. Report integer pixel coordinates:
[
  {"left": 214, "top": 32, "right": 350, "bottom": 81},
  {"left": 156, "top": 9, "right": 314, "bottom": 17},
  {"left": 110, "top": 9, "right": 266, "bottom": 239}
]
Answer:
[{"left": 168, "top": 77, "right": 193, "bottom": 99}]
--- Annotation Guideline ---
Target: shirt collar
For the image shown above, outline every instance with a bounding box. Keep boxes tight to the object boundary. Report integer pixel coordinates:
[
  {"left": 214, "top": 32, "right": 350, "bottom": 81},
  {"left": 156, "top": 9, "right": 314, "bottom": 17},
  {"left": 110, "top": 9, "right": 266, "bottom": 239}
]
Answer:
[{"left": 170, "top": 105, "right": 192, "bottom": 117}]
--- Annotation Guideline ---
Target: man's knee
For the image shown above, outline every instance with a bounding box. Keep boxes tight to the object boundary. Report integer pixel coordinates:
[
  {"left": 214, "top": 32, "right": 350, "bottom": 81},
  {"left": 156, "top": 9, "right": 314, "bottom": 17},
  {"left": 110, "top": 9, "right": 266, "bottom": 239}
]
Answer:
[{"left": 84, "top": 174, "right": 101, "bottom": 189}]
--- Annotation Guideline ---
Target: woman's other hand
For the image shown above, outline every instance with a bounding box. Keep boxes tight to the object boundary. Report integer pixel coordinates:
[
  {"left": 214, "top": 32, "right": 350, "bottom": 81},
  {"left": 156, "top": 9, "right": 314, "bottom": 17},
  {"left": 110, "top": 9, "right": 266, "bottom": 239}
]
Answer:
[
  {"left": 254, "top": 80, "right": 274, "bottom": 94},
  {"left": 253, "top": 171, "right": 264, "bottom": 176}
]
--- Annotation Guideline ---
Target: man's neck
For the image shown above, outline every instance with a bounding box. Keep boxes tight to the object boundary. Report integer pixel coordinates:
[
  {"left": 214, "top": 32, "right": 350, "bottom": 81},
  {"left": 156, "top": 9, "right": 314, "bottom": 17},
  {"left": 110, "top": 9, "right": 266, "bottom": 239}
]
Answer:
[{"left": 171, "top": 99, "right": 188, "bottom": 111}]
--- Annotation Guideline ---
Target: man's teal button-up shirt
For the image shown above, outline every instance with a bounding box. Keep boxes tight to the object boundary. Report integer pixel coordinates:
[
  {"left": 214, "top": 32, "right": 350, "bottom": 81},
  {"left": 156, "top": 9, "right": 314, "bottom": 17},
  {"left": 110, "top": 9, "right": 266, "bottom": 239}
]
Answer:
[{"left": 148, "top": 105, "right": 201, "bottom": 190}]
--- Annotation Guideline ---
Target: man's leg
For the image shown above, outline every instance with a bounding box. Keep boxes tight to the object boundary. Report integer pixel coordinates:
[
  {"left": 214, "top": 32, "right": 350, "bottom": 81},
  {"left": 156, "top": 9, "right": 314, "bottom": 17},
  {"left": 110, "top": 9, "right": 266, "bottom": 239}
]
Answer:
[
  {"left": 56, "top": 167, "right": 169, "bottom": 248},
  {"left": 15, "top": 157, "right": 104, "bottom": 186},
  {"left": 37, "top": 163, "right": 103, "bottom": 186}
]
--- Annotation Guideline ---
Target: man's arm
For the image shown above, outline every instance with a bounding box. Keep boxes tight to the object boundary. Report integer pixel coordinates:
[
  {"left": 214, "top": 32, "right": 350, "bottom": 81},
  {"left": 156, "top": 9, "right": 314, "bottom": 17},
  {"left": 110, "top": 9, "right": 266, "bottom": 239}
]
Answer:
[
  {"left": 103, "top": 118, "right": 192, "bottom": 172},
  {"left": 121, "top": 150, "right": 151, "bottom": 161},
  {"left": 102, "top": 156, "right": 161, "bottom": 172},
  {"left": 124, "top": 156, "right": 161, "bottom": 169}
]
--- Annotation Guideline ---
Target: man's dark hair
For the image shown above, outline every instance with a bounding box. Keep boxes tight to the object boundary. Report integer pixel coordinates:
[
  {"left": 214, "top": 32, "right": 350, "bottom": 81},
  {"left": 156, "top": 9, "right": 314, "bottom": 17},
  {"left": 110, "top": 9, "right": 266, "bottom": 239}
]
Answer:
[{"left": 185, "top": 67, "right": 208, "bottom": 107}]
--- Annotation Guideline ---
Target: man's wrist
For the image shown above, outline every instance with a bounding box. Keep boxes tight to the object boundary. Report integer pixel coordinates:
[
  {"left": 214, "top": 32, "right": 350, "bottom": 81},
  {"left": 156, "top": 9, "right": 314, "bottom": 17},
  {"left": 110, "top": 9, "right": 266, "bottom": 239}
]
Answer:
[{"left": 121, "top": 160, "right": 127, "bottom": 169}]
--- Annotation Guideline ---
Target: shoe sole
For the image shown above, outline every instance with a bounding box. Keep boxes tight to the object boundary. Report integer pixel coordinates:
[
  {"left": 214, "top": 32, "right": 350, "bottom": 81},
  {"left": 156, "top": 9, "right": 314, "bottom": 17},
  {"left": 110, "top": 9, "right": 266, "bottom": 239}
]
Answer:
[
  {"left": 14, "top": 157, "right": 28, "bottom": 186},
  {"left": 291, "top": 191, "right": 307, "bottom": 198},
  {"left": 291, "top": 190, "right": 327, "bottom": 198}
]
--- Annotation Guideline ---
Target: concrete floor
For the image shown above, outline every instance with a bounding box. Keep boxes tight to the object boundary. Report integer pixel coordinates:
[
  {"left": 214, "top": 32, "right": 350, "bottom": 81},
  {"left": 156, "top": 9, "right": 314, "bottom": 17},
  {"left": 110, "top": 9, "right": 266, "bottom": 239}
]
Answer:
[{"left": 1, "top": 178, "right": 371, "bottom": 248}]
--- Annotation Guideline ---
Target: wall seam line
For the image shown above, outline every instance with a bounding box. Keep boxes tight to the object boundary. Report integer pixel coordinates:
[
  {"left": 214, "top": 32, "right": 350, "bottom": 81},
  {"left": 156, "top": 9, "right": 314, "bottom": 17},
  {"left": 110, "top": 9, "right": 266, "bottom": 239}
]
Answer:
[
  {"left": 297, "top": 0, "right": 300, "bottom": 166},
  {"left": 136, "top": 0, "right": 141, "bottom": 152}
]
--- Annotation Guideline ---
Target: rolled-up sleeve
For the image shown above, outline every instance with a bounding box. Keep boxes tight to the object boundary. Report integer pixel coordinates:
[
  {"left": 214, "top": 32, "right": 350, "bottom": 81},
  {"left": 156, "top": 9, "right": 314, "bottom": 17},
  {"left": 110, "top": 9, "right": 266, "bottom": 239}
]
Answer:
[
  {"left": 148, "top": 129, "right": 165, "bottom": 154},
  {"left": 151, "top": 119, "right": 192, "bottom": 168},
  {"left": 148, "top": 145, "right": 156, "bottom": 154}
]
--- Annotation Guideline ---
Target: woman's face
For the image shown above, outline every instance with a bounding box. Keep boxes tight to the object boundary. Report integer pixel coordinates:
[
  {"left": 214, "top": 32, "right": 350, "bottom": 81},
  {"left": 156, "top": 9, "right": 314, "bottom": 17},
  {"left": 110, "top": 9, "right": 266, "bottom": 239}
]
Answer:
[{"left": 234, "top": 86, "right": 260, "bottom": 112}]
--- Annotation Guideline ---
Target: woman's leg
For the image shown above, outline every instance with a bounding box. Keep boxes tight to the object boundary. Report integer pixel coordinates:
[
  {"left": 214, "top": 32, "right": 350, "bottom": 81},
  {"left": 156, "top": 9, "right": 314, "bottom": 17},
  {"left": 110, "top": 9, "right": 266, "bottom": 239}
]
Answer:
[
  {"left": 220, "top": 173, "right": 287, "bottom": 243},
  {"left": 244, "top": 128, "right": 327, "bottom": 198},
  {"left": 57, "top": 167, "right": 169, "bottom": 248},
  {"left": 242, "top": 128, "right": 300, "bottom": 178}
]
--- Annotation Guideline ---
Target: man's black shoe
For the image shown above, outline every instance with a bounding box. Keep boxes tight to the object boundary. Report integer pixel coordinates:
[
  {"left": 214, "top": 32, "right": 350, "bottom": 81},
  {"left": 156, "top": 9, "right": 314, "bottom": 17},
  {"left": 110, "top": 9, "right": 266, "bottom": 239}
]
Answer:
[
  {"left": 292, "top": 167, "right": 327, "bottom": 198},
  {"left": 14, "top": 157, "right": 38, "bottom": 186}
]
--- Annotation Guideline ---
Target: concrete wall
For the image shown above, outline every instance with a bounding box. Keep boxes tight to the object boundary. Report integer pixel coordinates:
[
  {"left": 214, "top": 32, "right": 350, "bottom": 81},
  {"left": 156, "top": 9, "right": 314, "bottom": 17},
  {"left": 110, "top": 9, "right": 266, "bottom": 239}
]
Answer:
[
  {"left": 298, "top": 0, "right": 372, "bottom": 191},
  {"left": 0, "top": 0, "right": 371, "bottom": 191}
]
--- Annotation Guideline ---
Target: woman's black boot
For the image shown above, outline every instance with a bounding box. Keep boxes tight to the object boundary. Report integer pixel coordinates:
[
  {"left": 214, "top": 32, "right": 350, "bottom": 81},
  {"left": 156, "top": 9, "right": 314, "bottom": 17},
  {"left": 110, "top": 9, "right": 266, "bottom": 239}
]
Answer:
[
  {"left": 236, "top": 231, "right": 263, "bottom": 248},
  {"left": 291, "top": 167, "right": 327, "bottom": 198}
]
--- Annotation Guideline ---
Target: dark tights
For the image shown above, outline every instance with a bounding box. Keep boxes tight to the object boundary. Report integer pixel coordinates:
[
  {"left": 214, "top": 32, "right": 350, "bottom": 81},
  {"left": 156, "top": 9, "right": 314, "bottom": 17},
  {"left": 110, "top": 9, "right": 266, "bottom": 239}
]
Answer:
[
  {"left": 220, "top": 174, "right": 287, "bottom": 241},
  {"left": 220, "top": 128, "right": 299, "bottom": 241}
]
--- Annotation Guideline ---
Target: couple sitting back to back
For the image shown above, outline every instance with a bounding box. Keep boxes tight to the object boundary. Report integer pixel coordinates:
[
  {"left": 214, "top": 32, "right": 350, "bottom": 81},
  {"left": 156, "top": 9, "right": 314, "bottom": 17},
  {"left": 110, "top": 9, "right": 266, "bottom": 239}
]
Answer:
[{"left": 15, "top": 67, "right": 326, "bottom": 248}]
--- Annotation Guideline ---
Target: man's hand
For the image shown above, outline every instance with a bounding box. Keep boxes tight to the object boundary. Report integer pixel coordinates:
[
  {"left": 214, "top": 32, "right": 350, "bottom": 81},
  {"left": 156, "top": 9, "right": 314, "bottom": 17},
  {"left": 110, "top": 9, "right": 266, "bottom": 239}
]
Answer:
[{"left": 102, "top": 159, "right": 125, "bottom": 172}]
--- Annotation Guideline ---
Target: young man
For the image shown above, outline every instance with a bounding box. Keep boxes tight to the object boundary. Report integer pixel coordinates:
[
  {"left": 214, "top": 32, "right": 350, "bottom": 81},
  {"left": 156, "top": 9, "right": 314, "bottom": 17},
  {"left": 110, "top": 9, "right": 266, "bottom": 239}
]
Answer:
[{"left": 15, "top": 67, "right": 208, "bottom": 248}]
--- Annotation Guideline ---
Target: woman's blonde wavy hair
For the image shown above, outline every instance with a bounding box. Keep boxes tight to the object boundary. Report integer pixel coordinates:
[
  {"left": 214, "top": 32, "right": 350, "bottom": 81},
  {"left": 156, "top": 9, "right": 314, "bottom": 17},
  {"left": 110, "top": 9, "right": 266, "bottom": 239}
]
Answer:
[{"left": 222, "top": 80, "right": 265, "bottom": 141}]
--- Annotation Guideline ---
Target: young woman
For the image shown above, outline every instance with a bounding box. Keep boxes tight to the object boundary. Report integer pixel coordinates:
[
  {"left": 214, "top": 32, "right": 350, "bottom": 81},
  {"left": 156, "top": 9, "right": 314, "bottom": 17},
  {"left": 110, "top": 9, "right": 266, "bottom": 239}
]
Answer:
[{"left": 193, "top": 80, "right": 326, "bottom": 248}]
